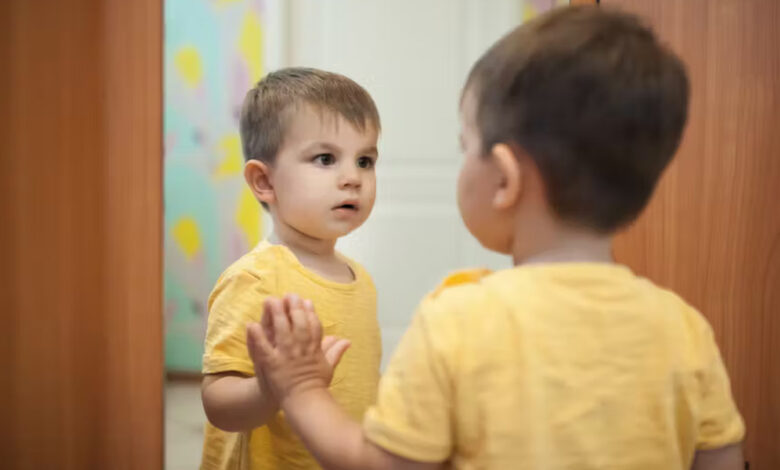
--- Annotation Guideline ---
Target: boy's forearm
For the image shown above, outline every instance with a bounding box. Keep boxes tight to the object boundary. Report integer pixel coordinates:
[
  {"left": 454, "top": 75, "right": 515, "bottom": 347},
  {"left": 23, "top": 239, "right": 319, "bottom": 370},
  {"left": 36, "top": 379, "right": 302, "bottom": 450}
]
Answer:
[
  {"left": 280, "top": 388, "right": 392, "bottom": 470},
  {"left": 201, "top": 374, "right": 278, "bottom": 432}
]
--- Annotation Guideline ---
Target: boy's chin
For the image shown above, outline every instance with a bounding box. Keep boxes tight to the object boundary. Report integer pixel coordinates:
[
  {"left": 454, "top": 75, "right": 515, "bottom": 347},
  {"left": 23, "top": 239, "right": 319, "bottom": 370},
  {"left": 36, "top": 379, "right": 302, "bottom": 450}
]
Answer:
[
  {"left": 276, "top": 214, "right": 364, "bottom": 242},
  {"left": 306, "top": 222, "right": 364, "bottom": 241},
  {"left": 481, "top": 240, "right": 513, "bottom": 256},
  {"left": 472, "top": 231, "right": 514, "bottom": 256},
  {"left": 464, "top": 221, "right": 512, "bottom": 255},
  {"left": 330, "top": 223, "right": 364, "bottom": 240}
]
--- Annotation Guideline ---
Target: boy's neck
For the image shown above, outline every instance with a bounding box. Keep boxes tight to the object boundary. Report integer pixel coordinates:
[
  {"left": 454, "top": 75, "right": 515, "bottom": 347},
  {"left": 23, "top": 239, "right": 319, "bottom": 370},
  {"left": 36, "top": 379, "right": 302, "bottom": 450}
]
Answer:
[
  {"left": 512, "top": 221, "right": 614, "bottom": 266},
  {"left": 268, "top": 222, "right": 337, "bottom": 260},
  {"left": 268, "top": 220, "right": 356, "bottom": 283}
]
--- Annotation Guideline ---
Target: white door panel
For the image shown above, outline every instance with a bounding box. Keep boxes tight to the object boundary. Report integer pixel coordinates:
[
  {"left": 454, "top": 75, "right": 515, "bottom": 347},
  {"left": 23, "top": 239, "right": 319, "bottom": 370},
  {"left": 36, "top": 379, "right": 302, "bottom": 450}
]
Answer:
[{"left": 277, "top": 0, "right": 527, "bottom": 366}]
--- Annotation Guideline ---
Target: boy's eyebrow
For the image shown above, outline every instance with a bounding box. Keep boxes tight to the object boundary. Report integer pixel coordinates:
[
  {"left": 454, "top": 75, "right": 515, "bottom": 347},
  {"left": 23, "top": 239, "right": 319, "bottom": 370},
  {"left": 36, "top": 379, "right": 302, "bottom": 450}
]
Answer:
[
  {"left": 359, "top": 146, "right": 378, "bottom": 156},
  {"left": 301, "top": 141, "right": 378, "bottom": 156},
  {"left": 301, "top": 141, "right": 342, "bottom": 154}
]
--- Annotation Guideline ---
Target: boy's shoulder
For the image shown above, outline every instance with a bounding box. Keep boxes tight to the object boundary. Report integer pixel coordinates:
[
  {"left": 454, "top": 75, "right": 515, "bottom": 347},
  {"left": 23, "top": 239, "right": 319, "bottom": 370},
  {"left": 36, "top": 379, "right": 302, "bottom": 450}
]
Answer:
[
  {"left": 417, "top": 269, "right": 494, "bottom": 322},
  {"left": 213, "top": 242, "right": 375, "bottom": 296},
  {"left": 430, "top": 269, "right": 493, "bottom": 299},
  {"left": 423, "top": 264, "right": 708, "bottom": 324},
  {"left": 212, "top": 241, "right": 287, "bottom": 294}
]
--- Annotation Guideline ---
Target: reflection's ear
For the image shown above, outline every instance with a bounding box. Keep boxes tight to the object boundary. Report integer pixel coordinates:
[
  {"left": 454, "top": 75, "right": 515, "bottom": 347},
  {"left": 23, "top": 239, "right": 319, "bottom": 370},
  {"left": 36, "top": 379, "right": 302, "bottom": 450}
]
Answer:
[
  {"left": 244, "top": 160, "right": 275, "bottom": 205},
  {"left": 489, "top": 143, "right": 522, "bottom": 210}
]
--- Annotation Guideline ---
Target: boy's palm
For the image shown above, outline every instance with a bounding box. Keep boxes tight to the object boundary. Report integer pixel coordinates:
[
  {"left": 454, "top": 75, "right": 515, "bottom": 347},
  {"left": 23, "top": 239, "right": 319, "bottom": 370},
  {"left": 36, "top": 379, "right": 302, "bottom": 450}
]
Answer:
[{"left": 247, "top": 295, "right": 351, "bottom": 402}]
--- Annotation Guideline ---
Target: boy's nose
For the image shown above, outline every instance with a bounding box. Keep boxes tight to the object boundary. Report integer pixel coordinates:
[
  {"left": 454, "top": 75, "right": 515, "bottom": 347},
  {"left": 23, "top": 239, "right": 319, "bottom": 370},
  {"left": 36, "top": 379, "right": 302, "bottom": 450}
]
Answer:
[{"left": 338, "top": 167, "right": 361, "bottom": 189}]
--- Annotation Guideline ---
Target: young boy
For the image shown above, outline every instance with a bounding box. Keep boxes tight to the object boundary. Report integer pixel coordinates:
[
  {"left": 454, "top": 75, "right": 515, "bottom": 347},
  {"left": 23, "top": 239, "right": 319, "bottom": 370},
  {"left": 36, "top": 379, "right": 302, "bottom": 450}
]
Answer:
[
  {"left": 247, "top": 6, "right": 745, "bottom": 470},
  {"left": 200, "top": 67, "right": 382, "bottom": 469}
]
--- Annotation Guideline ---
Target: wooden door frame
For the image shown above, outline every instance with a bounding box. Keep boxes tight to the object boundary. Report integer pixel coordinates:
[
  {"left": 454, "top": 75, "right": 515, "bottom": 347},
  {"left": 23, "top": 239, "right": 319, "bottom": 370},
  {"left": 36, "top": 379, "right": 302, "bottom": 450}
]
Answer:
[{"left": 1, "top": 1, "right": 163, "bottom": 468}]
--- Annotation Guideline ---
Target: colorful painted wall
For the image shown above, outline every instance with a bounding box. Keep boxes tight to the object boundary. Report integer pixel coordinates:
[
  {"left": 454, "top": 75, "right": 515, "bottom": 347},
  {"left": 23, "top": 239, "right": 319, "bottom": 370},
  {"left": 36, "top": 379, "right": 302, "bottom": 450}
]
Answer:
[{"left": 164, "top": 0, "right": 265, "bottom": 372}]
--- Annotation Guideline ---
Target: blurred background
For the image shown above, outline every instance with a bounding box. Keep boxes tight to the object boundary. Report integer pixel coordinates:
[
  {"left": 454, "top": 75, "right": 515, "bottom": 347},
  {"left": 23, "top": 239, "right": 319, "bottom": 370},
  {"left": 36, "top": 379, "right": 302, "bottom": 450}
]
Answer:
[{"left": 2, "top": 0, "right": 778, "bottom": 469}]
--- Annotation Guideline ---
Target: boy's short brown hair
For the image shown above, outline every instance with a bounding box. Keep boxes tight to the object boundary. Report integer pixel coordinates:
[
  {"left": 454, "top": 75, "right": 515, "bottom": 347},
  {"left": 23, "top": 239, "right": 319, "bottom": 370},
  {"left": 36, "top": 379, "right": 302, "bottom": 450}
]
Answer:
[
  {"left": 466, "top": 6, "right": 689, "bottom": 232},
  {"left": 240, "top": 67, "right": 380, "bottom": 164}
]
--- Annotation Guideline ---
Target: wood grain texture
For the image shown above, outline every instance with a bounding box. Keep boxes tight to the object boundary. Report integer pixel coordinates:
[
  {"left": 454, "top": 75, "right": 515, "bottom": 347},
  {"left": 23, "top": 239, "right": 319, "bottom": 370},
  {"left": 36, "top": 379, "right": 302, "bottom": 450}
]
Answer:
[
  {"left": 0, "top": 1, "right": 163, "bottom": 469},
  {"left": 605, "top": 1, "right": 780, "bottom": 468}
]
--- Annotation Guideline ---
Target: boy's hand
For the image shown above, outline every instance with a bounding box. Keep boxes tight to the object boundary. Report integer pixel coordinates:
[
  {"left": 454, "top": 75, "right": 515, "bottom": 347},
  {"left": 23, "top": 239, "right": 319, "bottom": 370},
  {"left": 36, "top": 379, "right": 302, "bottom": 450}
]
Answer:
[{"left": 247, "top": 294, "right": 351, "bottom": 405}]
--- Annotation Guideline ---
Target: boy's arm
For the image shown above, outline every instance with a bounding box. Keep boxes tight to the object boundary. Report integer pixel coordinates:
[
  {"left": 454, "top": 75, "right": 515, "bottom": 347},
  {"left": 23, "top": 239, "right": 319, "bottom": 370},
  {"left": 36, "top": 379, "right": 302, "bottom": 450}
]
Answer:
[
  {"left": 279, "top": 387, "right": 440, "bottom": 470},
  {"left": 691, "top": 444, "right": 743, "bottom": 470},
  {"left": 248, "top": 295, "right": 444, "bottom": 470},
  {"left": 201, "top": 269, "right": 280, "bottom": 432},
  {"left": 691, "top": 320, "right": 745, "bottom": 465},
  {"left": 201, "top": 320, "right": 350, "bottom": 432},
  {"left": 201, "top": 371, "right": 277, "bottom": 432}
]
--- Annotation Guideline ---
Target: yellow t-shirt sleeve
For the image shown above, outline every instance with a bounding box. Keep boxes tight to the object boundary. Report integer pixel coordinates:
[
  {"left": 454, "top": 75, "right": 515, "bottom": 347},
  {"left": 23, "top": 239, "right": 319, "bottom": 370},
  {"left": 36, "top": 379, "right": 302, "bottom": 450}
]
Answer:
[
  {"left": 363, "top": 296, "right": 456, "bottom": 463},
  {"left": 695, "top": 325, "right": 745, "bottom": 450},
  {"left": 202, "top": 269, "right": 272, "bottom": 376}
]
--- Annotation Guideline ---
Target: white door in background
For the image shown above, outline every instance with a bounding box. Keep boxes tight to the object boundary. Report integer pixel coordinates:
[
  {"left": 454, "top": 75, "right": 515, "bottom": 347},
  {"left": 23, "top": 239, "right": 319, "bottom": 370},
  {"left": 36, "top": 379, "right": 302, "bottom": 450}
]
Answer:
[{"left": 268, "top": 0, "right": 535, "bottom": 367}]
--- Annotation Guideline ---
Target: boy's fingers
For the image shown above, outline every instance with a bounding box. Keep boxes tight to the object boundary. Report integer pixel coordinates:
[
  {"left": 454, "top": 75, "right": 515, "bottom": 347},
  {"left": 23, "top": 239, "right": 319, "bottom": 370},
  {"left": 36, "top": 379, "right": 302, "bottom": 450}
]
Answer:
[
  {"left": 267, "top": 297, "right": 292, "bottom": 342},
  {"left": 247, "top": 322, "right": 275, "bottom": 362},
  {"left": 246, "top": 324, "right": 258, "bottom": 357},
  {"left": 262, "top": 299, "right": 275, "bottom": 345},
  {"left": 304, "top": 299, "right": 323, "bottom": 346},
  {"left": 286, "top": 294, "right": 311, "bottom": 345},
  {"left": 323, "top": 338, "right": 351, "bottom": 369},
  {"left": 282, "top": 293, "right": 295, "bottom": 321}
]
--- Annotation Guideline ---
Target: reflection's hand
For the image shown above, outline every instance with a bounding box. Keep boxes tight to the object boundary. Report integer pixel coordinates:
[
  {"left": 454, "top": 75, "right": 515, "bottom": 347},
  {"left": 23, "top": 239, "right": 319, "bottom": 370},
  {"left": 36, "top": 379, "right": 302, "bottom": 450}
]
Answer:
[
  {"left": 247, "top": 294, "right": 350, "bottom": 403},
  {"left": 246, "top": 326, "right": 275, "bottom": 403}
]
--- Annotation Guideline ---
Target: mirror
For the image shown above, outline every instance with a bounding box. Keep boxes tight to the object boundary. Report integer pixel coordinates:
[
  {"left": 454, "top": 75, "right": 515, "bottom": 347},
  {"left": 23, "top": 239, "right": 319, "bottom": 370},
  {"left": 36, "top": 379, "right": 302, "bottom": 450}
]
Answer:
[{"left": 162, "top": 1, "right": 571, "bottom": 468}]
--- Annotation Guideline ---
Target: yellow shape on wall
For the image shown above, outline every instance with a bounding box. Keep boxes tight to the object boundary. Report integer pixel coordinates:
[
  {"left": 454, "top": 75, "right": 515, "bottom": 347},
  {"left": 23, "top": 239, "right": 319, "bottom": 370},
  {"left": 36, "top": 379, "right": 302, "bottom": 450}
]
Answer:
[
  {"left": 175, "top": 46, "right": 203, "bottom": 88},
  {"left": 236, "top": 187, "right": 262, "bottom": 248},
  {"left": 172, "top": 217, "right": 202, "bottom": 260},
  {"left": 239, "top": 10, "right": 264, "bottom": 83},
  {"left": 523, "top": 3, "right": 539, "bottom": 22},
  {"left": 215, "top": 134, "right": 243, "bottom": 178}
]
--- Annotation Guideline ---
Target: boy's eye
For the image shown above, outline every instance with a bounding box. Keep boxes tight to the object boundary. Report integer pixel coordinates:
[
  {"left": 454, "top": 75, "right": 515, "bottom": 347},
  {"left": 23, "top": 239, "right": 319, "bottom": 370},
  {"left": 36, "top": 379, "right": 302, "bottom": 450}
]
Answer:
[
  {"left": 313, "top": 154, "right": 335, "bottom": 166},
  {"left": 357, "top": 156, "right": 375, "bottom": 169}
]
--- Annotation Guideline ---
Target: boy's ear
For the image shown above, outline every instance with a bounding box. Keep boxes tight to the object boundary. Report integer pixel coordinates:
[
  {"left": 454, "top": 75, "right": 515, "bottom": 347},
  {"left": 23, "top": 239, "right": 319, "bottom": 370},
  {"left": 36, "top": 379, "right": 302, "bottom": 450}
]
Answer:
[
  {"left": 244, "top": 160, "right": 275, "bottom": 205},
  {"left": 490, "top": 143, "right": 522, "bottom": 210}
]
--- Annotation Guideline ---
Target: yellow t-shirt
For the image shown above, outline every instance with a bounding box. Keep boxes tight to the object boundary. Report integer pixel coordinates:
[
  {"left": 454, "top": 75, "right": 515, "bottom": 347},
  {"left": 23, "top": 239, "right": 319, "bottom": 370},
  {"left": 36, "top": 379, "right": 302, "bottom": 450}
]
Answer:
[
  {"left": 364, "top": 264, "right": 744, "bottom": 469},
  {"left": 200, "top": 241, "right": 381, "bottom": 470}
]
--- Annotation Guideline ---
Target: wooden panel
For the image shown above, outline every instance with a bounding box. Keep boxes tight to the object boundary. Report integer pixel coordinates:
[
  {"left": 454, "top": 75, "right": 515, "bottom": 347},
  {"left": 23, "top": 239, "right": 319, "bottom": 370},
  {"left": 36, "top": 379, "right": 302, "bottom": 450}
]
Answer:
[
  {"left": 103, "top": 0, "right": 164, "bottom": 467},
  {"left": 0, "top": 1, "right": 163, "bottom": 469},
  {"left": 605, "top": 1, "right": 780, "bottom": 468}
]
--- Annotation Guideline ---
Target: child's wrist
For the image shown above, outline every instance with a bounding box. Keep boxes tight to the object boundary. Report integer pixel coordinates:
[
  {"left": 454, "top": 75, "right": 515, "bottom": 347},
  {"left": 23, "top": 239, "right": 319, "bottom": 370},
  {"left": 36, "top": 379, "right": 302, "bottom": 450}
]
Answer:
[{"left": 280, "top": 381, "right": 330, "bottom": 411}]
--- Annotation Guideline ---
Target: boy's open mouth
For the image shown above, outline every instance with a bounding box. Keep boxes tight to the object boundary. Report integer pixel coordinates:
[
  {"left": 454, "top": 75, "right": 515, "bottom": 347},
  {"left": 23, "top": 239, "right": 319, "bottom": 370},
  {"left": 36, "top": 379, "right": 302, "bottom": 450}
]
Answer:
[{"left": 333, "top": 202, "right": 359, "bottom": 211}]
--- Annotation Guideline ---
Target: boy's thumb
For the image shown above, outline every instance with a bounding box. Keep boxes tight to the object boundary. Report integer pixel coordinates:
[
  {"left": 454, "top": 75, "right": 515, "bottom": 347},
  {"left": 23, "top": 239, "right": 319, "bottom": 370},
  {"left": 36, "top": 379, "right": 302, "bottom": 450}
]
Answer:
[{"left": 324, "top": 338, "right": 351, "bottom": 369}]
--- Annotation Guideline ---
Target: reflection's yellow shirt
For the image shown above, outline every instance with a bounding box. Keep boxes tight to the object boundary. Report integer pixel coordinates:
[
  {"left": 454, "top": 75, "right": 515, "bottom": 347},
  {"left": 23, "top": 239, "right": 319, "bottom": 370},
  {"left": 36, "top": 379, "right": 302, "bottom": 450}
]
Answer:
[
  {"left": 200, "top": 241, "right": 381, "bottom": 470},
  {"left": 365, "top": 264, "right": 744, "bottom": 469}
]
